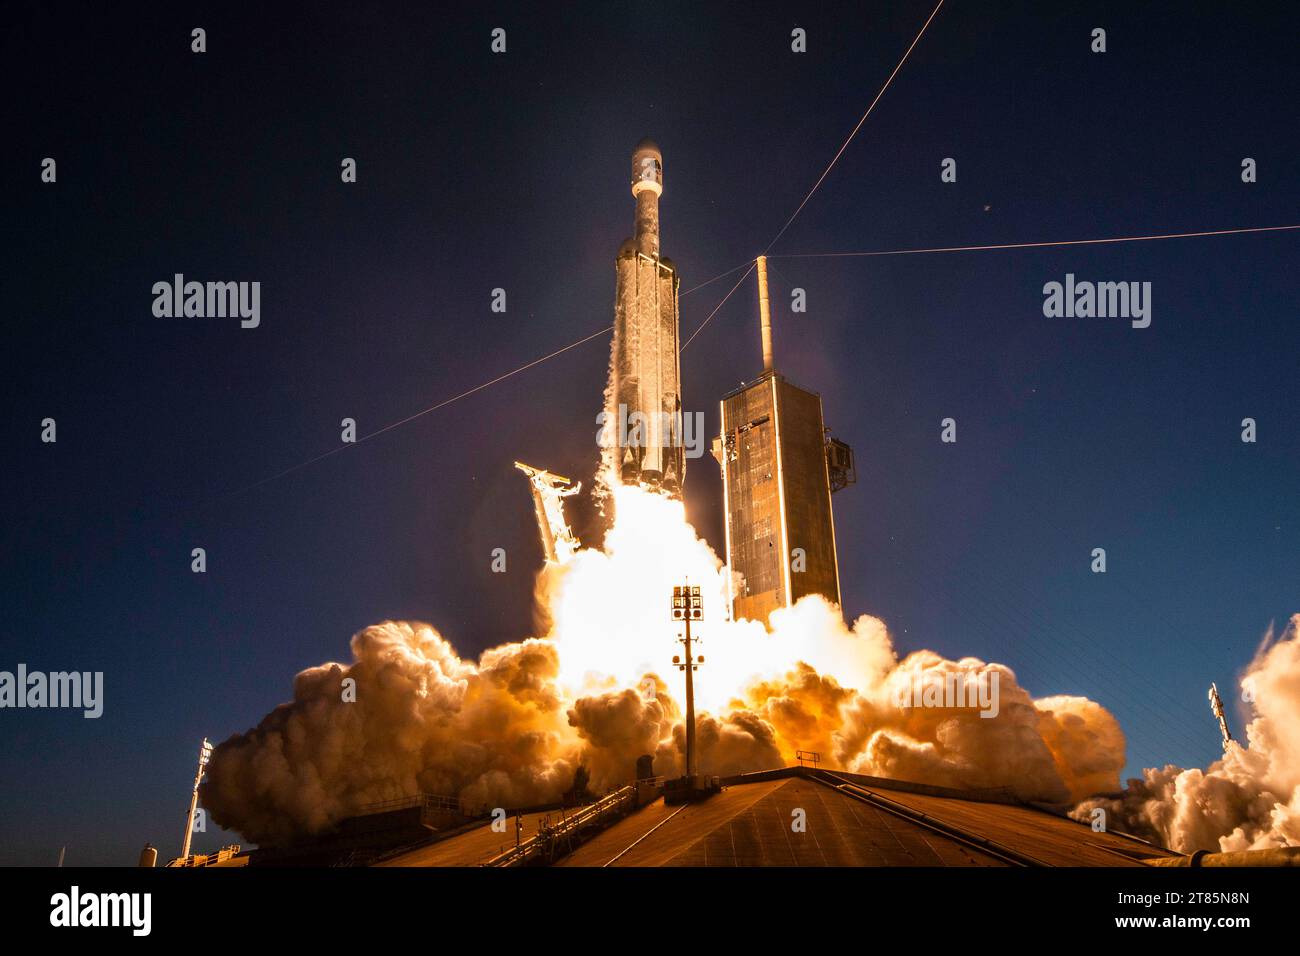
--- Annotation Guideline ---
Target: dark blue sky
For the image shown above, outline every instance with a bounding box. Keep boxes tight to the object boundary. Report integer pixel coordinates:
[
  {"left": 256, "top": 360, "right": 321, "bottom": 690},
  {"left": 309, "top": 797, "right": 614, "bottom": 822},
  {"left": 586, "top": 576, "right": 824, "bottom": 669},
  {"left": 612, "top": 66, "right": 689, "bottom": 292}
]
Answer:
[{"left": 4, "top": 1, "right": 1297, "bottom": 865}]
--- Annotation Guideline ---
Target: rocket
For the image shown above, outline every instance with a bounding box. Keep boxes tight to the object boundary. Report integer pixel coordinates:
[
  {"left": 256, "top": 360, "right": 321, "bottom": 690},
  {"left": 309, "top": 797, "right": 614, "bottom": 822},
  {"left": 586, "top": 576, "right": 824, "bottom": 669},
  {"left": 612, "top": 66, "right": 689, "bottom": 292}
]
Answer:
[
  {"left": 1209, "top": 682, "right": 1234, "bottom": 751},
  {"left": 608, "top": 138, "right": 685, "bottom": 497}
]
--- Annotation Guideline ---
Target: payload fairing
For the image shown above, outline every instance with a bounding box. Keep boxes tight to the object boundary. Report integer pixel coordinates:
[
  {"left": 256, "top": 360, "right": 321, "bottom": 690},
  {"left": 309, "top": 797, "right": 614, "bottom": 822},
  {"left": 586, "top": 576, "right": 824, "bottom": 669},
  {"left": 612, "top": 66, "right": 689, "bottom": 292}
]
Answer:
[{"left": 607, "top": 139, "right": 686, "bottom": 497}]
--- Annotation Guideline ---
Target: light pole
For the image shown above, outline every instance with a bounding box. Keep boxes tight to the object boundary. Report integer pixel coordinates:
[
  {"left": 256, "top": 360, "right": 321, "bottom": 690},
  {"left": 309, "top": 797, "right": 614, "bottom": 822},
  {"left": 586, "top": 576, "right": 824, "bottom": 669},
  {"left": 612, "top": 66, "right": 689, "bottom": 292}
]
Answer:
[
  {"left": 180, "top": 738, "right": 212, "bottom": 861},
  {"left": 671, "top": 584, "right": 704, "bottom": 778}
]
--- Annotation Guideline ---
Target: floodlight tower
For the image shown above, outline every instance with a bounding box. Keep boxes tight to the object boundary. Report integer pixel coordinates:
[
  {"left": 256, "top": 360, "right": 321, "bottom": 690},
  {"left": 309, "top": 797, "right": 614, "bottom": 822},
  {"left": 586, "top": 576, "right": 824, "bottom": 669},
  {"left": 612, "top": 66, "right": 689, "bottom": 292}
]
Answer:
[
  {"left": 671, "top": 583, "right": 704, "bottom": 777},
  {"left": 180, "top": 738, "right": 213, "bottom": 860}
]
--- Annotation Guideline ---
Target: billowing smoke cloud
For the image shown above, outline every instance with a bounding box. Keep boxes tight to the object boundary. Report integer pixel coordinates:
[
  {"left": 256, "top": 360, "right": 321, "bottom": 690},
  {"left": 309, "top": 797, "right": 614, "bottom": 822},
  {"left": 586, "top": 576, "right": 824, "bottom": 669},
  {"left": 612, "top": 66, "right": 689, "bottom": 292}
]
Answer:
[
  {"left": 200, "top": 624, "right": 578, "bottom": 845},
  {"left": 1073, "top": 615, "right": 1300, "bottom": 853},
  {"left": 722, "top": 619, "right": 1126, "bottom": 805},
  {"left": 202, "top": 486, "right": 1142, "bottom": 845}
]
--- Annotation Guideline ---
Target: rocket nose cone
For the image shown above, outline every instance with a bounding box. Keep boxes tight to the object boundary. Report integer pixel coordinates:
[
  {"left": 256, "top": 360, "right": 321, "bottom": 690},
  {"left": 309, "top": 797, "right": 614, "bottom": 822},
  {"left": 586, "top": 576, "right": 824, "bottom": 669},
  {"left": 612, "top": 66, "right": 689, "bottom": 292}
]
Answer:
[{"left": 634, "top": 136, "right": 660, "bottom": 155}]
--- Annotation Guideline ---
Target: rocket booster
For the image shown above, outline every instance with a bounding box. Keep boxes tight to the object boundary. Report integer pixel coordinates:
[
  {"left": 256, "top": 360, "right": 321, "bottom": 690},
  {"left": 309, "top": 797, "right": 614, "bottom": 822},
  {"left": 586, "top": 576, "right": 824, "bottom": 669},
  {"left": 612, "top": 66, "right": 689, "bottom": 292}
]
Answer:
[{"left": 609, "top": 138, "right": 685, "bottom": 496}]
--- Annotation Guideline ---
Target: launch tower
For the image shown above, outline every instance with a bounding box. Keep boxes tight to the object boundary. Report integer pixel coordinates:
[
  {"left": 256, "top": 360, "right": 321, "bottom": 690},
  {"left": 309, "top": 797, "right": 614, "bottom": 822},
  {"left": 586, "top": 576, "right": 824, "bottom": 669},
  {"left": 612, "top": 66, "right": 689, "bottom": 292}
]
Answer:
[{"left": 712, "top": 257, "right": 855, "bottom": 625}]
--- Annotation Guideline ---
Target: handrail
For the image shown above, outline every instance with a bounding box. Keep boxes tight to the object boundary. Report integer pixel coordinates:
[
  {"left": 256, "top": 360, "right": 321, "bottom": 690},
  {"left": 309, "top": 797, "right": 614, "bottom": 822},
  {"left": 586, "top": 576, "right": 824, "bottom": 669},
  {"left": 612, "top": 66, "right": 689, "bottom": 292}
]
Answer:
[
  {"left": 484, "top": 786, "right": 637, "bottom": 867},
  {"left": 358, "top": 793, "right": 460, "bottom": 816}
]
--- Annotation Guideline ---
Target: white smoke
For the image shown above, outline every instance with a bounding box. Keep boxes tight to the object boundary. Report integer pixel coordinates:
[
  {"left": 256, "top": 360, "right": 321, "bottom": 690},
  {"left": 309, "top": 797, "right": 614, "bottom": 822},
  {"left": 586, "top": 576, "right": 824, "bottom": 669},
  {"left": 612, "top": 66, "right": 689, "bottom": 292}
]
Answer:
[
  {"left": 203, "top": 486, "right": 1134, "bottom": 844},
  {"left": 1073, "top": 615, "right": 1300, "bottom": 853}
]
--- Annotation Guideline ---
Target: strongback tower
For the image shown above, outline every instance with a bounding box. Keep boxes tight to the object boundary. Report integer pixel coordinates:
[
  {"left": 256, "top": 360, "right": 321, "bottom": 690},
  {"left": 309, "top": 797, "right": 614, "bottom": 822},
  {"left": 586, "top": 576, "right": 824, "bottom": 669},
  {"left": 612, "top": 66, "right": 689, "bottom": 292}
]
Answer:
[
  {"left": 609, "top": 138, "right": 686, "bottom": 497},
  {"left": 713, "top": 257, "right": 855, "bottom": 625}
]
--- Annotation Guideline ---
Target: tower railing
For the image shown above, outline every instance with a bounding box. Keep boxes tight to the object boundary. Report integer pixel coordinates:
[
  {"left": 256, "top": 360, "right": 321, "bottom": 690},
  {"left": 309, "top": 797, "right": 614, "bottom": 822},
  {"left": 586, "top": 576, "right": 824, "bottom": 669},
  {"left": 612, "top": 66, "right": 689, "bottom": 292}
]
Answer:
[{"left": 482, "top": 785, "right": 636, "bottom": 867}]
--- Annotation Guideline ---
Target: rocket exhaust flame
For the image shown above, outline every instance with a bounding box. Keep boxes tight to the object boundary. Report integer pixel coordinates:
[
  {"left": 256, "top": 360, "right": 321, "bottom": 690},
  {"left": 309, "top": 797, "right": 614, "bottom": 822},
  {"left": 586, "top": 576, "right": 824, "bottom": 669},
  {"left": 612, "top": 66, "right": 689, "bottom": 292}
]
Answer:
[{"left": 202, "top": 483, "right": 1143, "bottom": 845}]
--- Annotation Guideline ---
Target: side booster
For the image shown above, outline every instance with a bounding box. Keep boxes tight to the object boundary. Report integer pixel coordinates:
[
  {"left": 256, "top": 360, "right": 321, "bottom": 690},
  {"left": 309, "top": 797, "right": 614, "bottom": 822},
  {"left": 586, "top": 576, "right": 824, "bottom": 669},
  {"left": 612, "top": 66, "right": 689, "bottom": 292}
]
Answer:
[{"left": 609, "top": 138, "right": 685, "bottom": 497}]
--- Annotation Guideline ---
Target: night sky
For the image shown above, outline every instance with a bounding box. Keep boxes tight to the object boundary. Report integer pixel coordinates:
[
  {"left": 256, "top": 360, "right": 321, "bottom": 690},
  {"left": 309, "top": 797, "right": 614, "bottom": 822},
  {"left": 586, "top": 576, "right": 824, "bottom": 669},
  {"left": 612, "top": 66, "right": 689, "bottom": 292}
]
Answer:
[{"left": 4, "top": 1, "right": 1297, "bottom": 866}]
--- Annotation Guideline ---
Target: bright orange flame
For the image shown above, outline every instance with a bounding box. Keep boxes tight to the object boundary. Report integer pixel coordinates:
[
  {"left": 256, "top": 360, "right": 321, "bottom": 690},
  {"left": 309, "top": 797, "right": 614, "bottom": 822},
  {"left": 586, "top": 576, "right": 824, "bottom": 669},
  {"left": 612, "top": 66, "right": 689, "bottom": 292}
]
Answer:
[{"left": 545, "top": 484, "right": 892, "bottom": 712}]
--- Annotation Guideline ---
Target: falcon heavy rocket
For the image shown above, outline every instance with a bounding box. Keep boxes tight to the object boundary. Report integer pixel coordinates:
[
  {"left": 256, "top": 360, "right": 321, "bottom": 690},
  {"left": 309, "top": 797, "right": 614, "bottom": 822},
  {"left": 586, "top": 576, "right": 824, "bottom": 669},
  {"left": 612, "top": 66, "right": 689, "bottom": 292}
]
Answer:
[{"left": 607, "top": 138, "right": 685, "bottom": 497}]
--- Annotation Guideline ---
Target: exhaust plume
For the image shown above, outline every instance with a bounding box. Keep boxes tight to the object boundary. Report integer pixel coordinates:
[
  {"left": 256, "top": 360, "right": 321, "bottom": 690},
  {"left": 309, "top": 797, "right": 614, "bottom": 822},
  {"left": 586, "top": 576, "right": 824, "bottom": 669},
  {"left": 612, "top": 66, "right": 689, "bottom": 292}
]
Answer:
[{"left": 202, "top": 485, "right": 1138, "bottom": 844}]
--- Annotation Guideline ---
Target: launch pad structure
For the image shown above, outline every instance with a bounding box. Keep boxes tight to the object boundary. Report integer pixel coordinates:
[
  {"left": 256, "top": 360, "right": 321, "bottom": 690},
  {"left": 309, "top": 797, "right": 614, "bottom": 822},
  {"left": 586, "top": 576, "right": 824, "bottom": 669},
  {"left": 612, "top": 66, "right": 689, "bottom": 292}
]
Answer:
[
  {"left": 713, "top": 256, "right": 855, "bottom": 626},
  {"left": 514, "top": 461, "right": 580, "bottom": 563},
  {"left": 516, "top": 142, "right": 855, "bottom": 635},
  {"left": 174, "top": 140, "right": 1300, "bottom": 876}
]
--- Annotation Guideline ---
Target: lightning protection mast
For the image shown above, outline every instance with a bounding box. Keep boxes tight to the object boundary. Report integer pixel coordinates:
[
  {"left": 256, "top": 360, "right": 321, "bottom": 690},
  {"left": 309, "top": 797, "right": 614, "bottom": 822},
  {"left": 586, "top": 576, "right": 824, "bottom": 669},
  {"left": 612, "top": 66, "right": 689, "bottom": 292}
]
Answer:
[{"left": 180, "top": 738, "right": 213, "bottom": 860}]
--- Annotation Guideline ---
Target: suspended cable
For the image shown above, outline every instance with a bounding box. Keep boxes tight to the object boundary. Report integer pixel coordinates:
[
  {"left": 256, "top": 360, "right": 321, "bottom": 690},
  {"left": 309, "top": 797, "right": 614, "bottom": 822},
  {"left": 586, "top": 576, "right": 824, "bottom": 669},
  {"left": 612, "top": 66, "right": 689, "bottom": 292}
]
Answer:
[
  {"left": 680, "top": 261, "right": 757, "bottom": 351},
  {"left": 217, "top": 257, "right": 775, "bottom": 498},
  {"left": 680, "top": 260, "right": 755, "bottom": 297},
  {"left": 217, "top": 324, "right": 613, "bottom": 499},
  {"left": 771, "top": 223, "right": 1300, "bottom": 260},
  {"left": 218, "top": 0, "right": 947, "bottom": 491},
  {"left": 763, "top": 0, "right": 947, "bottom": 254}
]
